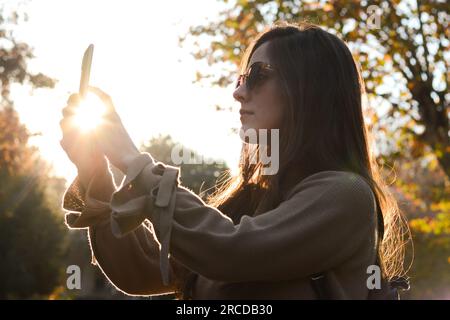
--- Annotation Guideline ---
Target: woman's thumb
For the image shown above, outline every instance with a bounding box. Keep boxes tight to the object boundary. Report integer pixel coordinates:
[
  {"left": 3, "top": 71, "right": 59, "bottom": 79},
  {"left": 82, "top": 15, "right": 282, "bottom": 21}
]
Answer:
[
  {"left": 67, "top": 93, "right": 81, "bottom": 106},
  {"left": 88, "top": 86, "right": 115, "bottom": 115}
]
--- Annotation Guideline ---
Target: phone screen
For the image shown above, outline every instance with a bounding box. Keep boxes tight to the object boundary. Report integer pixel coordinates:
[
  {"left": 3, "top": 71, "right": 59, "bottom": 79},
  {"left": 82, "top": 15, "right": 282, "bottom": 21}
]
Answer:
[{"left": 79, "top": 44, "right": 94, "bottom": 98}]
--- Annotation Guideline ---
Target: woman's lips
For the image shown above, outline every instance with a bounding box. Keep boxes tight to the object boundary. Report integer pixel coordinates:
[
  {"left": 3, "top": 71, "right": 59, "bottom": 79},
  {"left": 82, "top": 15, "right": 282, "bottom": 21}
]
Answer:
[
  {"left": 239, "top": 109, "right": 254, "bottom": 116},
  {"left": 240, "top": 109, "right": 254, "bottom": 121}
]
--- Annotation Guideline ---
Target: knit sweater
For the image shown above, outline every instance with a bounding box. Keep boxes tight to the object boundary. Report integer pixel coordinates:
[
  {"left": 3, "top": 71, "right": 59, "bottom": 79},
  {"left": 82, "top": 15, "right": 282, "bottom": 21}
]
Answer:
[{"left": 62, "top": 152, "right": 380, "bottom": 299}]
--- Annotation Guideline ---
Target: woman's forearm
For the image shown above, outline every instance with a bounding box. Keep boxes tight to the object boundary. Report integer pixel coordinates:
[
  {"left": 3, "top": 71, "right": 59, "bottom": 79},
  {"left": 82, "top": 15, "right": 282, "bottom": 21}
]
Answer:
[
  {"left": 83, "top": 165, "right": 116, "bottom": 202},
  {"left": 79, "top": 167, "right": 184, "bottom": 296},
  {"left": 63, "top": 156, "right": 192, "bottom": 297},
  {"left": 88, "top": 221, "right": 178, "bottom": 296}
]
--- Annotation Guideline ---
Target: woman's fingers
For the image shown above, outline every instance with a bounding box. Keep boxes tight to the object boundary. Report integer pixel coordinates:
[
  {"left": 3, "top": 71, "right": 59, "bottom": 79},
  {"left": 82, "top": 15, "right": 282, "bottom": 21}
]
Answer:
[
  {"left": 88, "top": 86, "right": 115, "bottom": 114},
  {"left": 67, "top": 86, "right": 138, "bottom": 171},
  {"left": 62, "top": 105, "right": 77, "bottom": 118},
  {"left": 67, "top": 93, "right": 81, "bottom": 106},
  {"left": 88, "top": 86, "right": 110, "bottom": 102},
  {"left": 60, "top": 92, "right": 108, "bottom": 173},
  {"left": 61, "top": 92, "right": 80, "bottom": 118},
  {"left": 59, "top": 117, "right": 77, "bottom": 133},
  {"left": 59, "top": 130, "right": 79, "bottom": 155}
]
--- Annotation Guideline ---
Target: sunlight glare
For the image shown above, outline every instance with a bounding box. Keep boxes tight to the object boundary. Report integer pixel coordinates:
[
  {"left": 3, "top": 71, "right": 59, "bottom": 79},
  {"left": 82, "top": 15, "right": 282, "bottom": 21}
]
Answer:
[{"left": 73, "top": 93, "right": 107, "bottom": 132}]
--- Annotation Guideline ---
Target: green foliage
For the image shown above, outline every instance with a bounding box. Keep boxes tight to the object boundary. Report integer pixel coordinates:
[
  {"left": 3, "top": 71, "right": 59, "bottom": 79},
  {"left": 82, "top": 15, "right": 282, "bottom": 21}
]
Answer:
[
  {"left": 0, "top": 4, "right": 65, "bottom": 299},
  {"left": 379, "top": 151, "right": 450, "bottom": 299},
  {"left": 403, "top": 230, "right": 450, "bottom": 299},
  {"left": 0, "top": 108, "right": 68, "bottom": 299},
  {"left": 0, "top": 5, "right": 55, "bottom": 108}
]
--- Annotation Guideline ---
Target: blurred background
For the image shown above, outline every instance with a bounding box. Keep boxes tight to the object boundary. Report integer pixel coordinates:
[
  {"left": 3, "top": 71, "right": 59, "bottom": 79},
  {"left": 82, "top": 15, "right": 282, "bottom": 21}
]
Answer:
[{"left": 0, "top": 0, "right": 448, "bottom": 299}]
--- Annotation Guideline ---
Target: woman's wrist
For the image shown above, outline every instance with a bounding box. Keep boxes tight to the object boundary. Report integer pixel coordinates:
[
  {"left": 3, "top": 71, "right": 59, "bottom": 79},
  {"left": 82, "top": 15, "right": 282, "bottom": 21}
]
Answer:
[
  {"left": 87, "top": 167, "right": 116, "bottom": 202},
  {"left": 76, "top": 158, "right": 110, "bottom": 198},
  {"left": 119, "top": 150, "right": 142, "bottom": 173}
]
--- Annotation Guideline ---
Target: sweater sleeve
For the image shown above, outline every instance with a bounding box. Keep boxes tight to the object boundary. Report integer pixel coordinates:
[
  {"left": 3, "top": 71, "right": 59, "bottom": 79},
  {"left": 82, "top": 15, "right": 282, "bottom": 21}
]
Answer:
[
  {"left": 61, "top": 165, "right": 194, "bottom": 297},
  {"left": 110, "top": 152, "right": 377, "bottom": 284}
]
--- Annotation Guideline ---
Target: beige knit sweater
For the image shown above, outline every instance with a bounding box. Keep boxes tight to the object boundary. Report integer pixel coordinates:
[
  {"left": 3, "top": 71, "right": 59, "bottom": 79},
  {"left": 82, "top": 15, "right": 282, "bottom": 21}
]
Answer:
[{"left": 62, "top": 152, "right": 380, "bottom": 299}]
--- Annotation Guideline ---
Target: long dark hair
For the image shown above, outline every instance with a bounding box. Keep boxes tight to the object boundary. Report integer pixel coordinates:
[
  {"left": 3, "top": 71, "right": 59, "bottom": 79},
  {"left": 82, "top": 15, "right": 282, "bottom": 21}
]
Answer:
[{"left": 207, "top": 22, "right": 410, "bottom": 280}]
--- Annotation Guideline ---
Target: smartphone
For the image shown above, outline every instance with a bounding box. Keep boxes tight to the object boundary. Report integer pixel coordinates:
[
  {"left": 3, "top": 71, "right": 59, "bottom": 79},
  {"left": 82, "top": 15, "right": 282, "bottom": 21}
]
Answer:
[{"left": 79, "top": 44, "right": 94, "bottom": 98}]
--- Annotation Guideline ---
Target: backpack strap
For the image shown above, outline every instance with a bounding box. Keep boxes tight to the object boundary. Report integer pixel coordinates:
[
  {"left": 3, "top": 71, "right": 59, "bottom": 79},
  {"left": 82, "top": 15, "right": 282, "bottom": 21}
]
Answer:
[
  {"left": 390, "top": 276, "right": 411, "bottom": 291},
  {"left": 309, "top": 273, "right": 331, "bottom": 300}
]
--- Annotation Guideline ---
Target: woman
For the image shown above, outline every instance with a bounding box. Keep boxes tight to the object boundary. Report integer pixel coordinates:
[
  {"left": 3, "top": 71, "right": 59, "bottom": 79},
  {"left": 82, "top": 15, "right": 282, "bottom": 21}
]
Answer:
[{"left": 60, "top": 22, "right": 410, "bottom": 299}]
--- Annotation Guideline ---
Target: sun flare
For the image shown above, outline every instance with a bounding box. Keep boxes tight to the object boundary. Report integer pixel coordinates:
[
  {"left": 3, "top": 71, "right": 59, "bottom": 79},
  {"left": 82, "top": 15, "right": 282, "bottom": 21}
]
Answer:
[{"left": 72, "top": 93, "right": 107, "bottom": 132}]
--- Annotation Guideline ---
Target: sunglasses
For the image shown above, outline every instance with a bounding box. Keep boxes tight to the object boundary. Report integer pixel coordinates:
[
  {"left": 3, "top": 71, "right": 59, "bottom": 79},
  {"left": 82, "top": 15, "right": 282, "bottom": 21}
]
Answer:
[{"left": 236, "top": 61, "right": 275, "bottom": 91}]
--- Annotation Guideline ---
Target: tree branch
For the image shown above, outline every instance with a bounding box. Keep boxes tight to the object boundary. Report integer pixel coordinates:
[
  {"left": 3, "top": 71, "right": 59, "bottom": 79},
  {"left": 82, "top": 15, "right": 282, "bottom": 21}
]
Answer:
[{"left": 416, "top": 0, "right": 432, "bottom": 82}]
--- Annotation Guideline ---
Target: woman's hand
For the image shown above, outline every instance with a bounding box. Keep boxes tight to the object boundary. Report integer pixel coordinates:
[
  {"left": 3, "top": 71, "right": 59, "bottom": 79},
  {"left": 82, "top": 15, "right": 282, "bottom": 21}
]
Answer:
[
  {"left": 89, "top": 86, "right": 140, "bottom": 173},
  {"left": 60, "top": 93, "right": 108, "bottom": 189}
]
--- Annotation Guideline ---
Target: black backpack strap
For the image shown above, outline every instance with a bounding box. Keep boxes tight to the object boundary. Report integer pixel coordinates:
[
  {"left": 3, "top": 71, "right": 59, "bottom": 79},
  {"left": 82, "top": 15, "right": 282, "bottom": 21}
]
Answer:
[
  {"left": 390, "top": 276, "right": 410, "bottom": 291},
  {"left": 181, "top": 272, "right": 199, "bottom": 299},
  {"left": 310, "top": 273, "right": 331, "bottom": 300}
]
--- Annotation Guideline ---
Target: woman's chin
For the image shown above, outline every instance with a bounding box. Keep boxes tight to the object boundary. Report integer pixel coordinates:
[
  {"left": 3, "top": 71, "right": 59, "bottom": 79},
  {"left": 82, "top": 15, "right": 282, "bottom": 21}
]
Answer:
[
  {"left": 239, "top": 124, "right": 259, "bottom": 144},
  {"left": 239, "top": 124, "right": 279, "bottom": 146}
]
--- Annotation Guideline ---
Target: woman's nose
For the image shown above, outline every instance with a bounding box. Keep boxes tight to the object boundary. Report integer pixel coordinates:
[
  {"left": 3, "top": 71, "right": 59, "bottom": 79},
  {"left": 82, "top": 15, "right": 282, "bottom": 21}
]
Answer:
[{"left": 233, "top": 83, "right": 248, "bottom": 103}]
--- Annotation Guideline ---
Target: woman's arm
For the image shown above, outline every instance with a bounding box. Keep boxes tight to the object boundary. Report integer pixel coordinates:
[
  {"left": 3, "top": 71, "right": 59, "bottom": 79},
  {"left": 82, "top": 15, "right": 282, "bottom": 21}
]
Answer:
[
  {"left": 110, "top": 153, "right": 378, "bottom": 284},
  {"left": 62, "top": 167, "right": 192, "bottom": 296},
  {"left": 88, "top": 219, "right": 185, "bottom": 296}
]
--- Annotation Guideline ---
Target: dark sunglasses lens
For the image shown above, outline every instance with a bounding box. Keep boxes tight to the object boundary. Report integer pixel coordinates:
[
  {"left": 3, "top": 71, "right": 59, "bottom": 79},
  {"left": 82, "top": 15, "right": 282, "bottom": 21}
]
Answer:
[
  {"left": 236, "top": 62, "right": 272, "bottom": 90},
  {"left": 246, "top": 63, "right": 262, "bottom": 90}
]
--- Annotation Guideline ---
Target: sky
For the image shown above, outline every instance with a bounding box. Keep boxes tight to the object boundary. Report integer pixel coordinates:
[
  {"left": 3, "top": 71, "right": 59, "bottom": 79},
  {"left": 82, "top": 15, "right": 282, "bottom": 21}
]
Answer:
[{"left": 8, "top": 0, "right": 243, "bottom": 183}]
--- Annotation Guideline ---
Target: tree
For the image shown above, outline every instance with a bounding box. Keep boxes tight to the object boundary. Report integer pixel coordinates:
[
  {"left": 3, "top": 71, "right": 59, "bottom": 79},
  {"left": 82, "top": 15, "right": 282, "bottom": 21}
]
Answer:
[
  {"left": 380, "top": 150, "right": 450, "bottom": 299},
  {"left": 0, "top": 108, "right": 68, "bottom": 299},
  {"left": 0, "top": 5, "right": 65, "bottom": 298},
  {"left": 181, "top": 0, "right": 450, "bottom": 178},
  {"left": 0, "top": 3, "right": 55, "bottom": 108}
]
